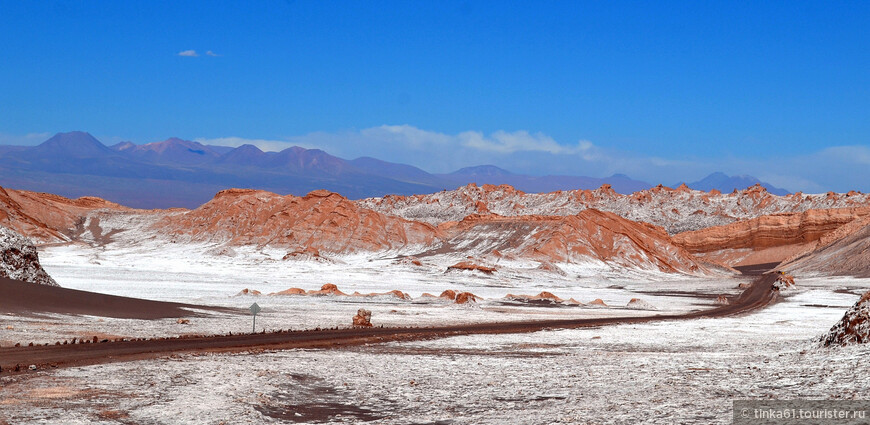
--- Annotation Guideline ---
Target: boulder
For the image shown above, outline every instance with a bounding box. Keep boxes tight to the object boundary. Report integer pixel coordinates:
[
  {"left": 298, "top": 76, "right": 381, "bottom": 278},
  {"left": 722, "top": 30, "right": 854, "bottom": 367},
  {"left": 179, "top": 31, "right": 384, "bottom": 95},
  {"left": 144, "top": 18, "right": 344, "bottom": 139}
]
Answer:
[
  {"left": 235, "top": 288, "right": 261, "bottom": 296},
  {"left": 439, "top": 290, "right": 457, "bottom": 301},
  {"left": 455, "top": 292, "right": 479, "bottom": 304},
  {"left": 773, "top": 272, "right": 795, "bottom": 290},
  {"left": 352, "top": 308, "right": 372, "bottom": 327},
  {"left": 715, "top": 295, "right": 730, "bottom": 305},
  {"left": 0, "top": 226, "right": 57, "bottom": 286}
]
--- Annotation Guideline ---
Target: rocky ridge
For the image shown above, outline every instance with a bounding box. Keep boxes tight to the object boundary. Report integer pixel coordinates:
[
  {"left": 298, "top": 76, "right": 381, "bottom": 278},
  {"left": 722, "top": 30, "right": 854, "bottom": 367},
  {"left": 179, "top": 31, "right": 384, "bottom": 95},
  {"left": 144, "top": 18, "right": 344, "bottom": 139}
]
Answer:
[{"left": 359, "top": 183, "right": 870, "bottom": 234}]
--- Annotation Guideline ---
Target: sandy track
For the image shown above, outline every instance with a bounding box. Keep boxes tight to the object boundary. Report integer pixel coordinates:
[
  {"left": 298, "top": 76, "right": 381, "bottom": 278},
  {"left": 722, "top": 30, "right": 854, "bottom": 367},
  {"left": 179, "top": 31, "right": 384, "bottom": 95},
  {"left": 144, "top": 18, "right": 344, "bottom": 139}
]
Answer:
[{"left": 0, "top": 268, "right": 778, "bottom": 374}]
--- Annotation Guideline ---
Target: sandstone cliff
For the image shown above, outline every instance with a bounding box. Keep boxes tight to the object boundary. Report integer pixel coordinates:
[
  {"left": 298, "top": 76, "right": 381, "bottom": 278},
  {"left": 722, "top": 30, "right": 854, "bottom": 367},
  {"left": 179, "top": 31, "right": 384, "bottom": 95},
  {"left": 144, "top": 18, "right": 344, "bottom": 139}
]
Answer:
[{"left": 671, "top": 207, "right": 870, "bottom": 267}]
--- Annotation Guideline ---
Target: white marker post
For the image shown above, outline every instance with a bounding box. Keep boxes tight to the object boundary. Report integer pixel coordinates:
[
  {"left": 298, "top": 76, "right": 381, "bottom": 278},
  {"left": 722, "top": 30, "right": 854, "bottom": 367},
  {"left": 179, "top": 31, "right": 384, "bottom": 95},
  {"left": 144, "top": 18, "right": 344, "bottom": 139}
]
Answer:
[{"left": 249, "top": 303, "right": 261, "bottom": 333}]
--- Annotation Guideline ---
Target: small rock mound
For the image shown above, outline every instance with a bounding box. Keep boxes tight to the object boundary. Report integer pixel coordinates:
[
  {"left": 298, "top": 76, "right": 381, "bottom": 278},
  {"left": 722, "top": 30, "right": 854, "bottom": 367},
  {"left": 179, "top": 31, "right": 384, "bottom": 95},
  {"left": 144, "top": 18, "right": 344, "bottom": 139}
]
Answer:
[
  {"left": 715, "top": 295, "right": 730, "bottom": 305},
  {"left": 436, "top": 289, "right": 480, "bottom": 304},
  {"left": 447, "top": 261, "right": 496, "bottom": 275},
  {"left": 504, "top": 291, "right": 564, "bottom": 304},
  {"left": 821, "top": 291, "right": 870, "bottom": 347},
  {"left": 773, "top": 272, "right": 796, "bottom": 290},
  {"left": 235, "top": 288, "right": 262, "bottom": 296},
  {"left": 352, "top": 308, "right": 373, "bottom": 327},
  {"left": 271, "top": 287, "right": 306, "bottom": 296},
  {"left": 625, "top": 298, "right": 656, "bottom": 310},
  {"left": 588, "top": 298, "right": 608, "bottom": 307},
  {"left": 455, "top": 292, "right": 479, "bottom": 304},
  {"left": 308, "top": 283, "right": 347, "bottom": 296},
  {"left": 0, "top": 226, "right": 57, "bottom": 286}
]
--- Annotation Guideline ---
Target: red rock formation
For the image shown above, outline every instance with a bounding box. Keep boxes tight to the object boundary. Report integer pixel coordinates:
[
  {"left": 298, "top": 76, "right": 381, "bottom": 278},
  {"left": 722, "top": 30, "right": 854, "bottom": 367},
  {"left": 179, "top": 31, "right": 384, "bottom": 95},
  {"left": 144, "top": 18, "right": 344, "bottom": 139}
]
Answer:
[
  {"left": 455, "top": 292, "right": 479, "bottom": 304},
  {"left": 440, "top": 210, "right": 711, "bottom": 274},
  {"left": 271, "top": 287, "right": 306, "bottom": 296},
  {"left": 235, "top": 288, "right": 262, "bottom": 296},
  {"left": 0, "top": 185, "right": 128, "bottom": 241},
  {"left": 359, "top": 183, "right": 870, "bottom": 235},
  {"left": 158, "top": 188, "right": 440, "bottom": 253},
  {"left": 308, "top": 283, "right": 346, "bottom": 296},
  {"left": 588, "top": 299, "right": 608, "bottom": 307},
  {"left": 439, "top": 290, "right": 457, "bottom": 300},
  {"left": 447, "top": 261, "right": 497, "bottom": 274},
  {"left": 352, "top": 308, "right": 372, "bottom": 327},
  {"left": 351, "top": 290, "right": 411, "bottom": 300},
  {"left": 505, "top": 291, "right": 564, "bottom": 303},
  {"left": 782, "top": 217, "right": 870, "bottom": 277},
  {"left": 672, "top": 207, "right": 870, "bottom": 267}
]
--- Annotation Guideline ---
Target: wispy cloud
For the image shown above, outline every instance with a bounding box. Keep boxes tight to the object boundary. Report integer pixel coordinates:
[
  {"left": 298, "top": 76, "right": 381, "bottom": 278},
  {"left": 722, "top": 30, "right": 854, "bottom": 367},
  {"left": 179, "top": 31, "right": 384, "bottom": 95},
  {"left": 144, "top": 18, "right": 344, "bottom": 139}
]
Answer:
[
  {"left": 177, "top": 50, "right": 199, "bottom": 57},
  {"left": 205, "top": 50, "right": 220, "bottom": 57}
]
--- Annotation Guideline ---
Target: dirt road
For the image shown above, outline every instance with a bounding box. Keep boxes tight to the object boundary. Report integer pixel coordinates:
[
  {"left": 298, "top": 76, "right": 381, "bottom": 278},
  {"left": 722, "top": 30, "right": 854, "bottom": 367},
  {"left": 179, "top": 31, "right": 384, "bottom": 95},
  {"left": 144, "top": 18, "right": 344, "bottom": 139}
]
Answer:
[{"left": 0, "top": 269, "right": 779, "bottom": 374}]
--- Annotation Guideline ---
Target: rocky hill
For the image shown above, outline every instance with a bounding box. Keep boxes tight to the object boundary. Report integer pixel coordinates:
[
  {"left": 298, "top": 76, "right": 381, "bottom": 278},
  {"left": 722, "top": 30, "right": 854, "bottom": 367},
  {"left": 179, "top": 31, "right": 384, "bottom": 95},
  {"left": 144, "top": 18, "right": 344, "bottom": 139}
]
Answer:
[
  {"left": 780, "top": 216, "right": 870, "bottom": 277},
  {"left": 0, "top": 185, "right": 129, "bottom": 242},
  {"left": 0, "top": 226, "right": 57, "bottom": 286},
  {"left": 156, "top": 189, "right": 440, "bottom": 254},
  {"left": 359, "top": 183, "right": 870, "bottom": 234},
  {"left": 157, "top": 189, "right": 719, "bottom": 276},
  {"left": 672, "top": 207, "right": 870, "bottom": 267}
]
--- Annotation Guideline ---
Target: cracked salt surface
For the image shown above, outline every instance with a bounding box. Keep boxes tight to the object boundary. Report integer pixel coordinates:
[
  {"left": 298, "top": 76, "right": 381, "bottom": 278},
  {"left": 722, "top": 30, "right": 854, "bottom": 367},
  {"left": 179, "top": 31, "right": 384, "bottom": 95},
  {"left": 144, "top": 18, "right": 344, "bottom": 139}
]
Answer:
[{"left": 2, "top": 279, "right": 868, "bottom": 424}]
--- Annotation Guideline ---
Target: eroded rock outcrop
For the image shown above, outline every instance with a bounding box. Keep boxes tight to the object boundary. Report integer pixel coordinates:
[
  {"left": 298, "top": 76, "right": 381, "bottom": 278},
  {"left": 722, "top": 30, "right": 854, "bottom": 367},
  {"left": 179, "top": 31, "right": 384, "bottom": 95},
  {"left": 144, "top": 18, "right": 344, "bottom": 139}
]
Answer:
[
  {"left": 0, "top": 226, "right": 57, "bottom": 286},
  {"left": 821, "top": 291, "right": 870, "bottom": 346},
  {"left": 352, "top": 308, "right": 372, "bottom": 327},
  {"left": 505, "top": 291, "right": 564, "bottom": 304},
  {"left": 158, "top": 188, "right": 440, "bottom": 254},
  {"left": 447, "top": 261, "right": 496, "bottom": 274},
  {"left": 359, "top": 183, "right": 870, "bottom": 234},
  {"left": 672, "top": 207, "right": 870, "bottom": 267}
]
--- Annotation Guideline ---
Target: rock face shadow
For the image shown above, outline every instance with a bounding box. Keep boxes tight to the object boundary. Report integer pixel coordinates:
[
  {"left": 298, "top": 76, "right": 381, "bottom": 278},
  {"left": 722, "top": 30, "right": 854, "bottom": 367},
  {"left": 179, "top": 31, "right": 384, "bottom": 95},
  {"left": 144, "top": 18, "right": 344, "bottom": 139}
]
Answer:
[{"left": 253, "top": 374, "right": 383, "bottom": 423}]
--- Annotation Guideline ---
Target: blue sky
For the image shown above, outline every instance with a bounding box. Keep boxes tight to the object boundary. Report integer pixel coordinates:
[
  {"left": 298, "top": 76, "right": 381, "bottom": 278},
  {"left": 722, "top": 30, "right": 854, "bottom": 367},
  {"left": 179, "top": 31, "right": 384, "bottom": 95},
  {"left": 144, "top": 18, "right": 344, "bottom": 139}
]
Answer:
[{"left": 1, "top": 1, "right": 868, "bottom": 192}]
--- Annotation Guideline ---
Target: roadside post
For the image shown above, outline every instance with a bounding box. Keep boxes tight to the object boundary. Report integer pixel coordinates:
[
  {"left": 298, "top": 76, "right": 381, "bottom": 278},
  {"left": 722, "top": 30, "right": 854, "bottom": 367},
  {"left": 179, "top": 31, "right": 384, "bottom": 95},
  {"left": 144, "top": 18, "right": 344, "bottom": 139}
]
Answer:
[{"left": 249, "top": 303, "right": 261, "bottom": 333}]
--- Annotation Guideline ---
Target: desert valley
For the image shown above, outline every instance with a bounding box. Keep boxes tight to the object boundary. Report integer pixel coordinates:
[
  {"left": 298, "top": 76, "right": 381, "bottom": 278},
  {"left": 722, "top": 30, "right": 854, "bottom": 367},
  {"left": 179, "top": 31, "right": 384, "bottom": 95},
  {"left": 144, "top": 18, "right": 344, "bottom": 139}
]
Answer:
[
  {"left": 3, "top": 3, "right": 870, "bottom": 423},
  {"left": 2, "top": 150, "right": 870, "bottom": 422}
]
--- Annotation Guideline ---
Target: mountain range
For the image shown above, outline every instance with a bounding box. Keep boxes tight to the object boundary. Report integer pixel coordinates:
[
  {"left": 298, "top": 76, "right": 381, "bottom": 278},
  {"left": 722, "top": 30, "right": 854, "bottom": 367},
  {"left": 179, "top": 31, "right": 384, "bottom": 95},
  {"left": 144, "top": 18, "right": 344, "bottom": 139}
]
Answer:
[{"left": 0, "top": 131, "right": 788, "bottom": 208}]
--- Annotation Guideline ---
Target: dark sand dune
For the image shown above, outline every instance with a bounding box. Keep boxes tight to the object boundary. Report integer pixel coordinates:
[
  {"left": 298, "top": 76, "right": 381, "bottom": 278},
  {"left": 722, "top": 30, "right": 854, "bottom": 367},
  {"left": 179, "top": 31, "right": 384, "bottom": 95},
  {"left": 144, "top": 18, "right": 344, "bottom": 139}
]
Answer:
[{"left": 0, "top": 277, "right": 232, "bottom": 319}]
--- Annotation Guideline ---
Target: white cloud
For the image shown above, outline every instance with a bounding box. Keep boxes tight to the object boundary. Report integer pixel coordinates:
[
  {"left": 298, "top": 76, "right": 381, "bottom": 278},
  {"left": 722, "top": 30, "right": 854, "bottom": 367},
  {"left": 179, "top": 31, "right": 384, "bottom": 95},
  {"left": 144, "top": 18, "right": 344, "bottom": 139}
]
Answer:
[
  {"left": 194, "top": 136, "right": 318, "bottom": 152},
  {"left": 194, "top": 125, "right": 870, "bottom": 193},
  {"left": 205, "top": 50, "right": 220, "bottom": 57},
  {"left": 177, "top": 50, "right": 199, "bottom": 57}
]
